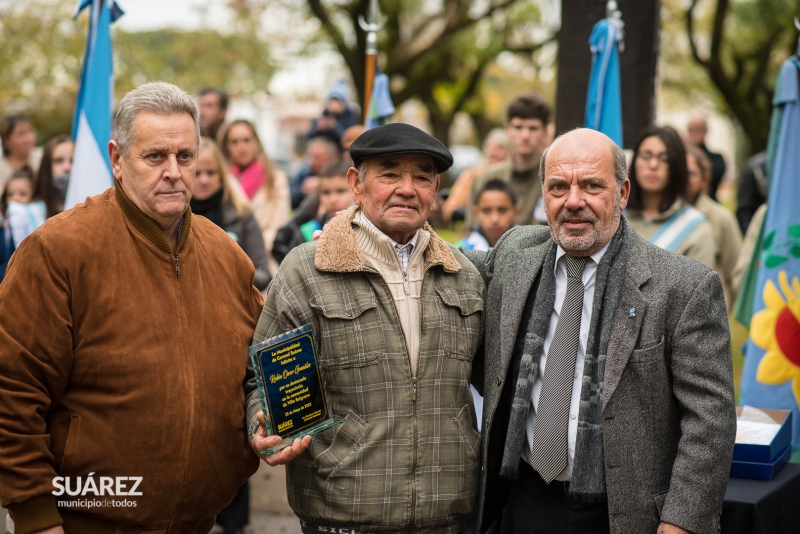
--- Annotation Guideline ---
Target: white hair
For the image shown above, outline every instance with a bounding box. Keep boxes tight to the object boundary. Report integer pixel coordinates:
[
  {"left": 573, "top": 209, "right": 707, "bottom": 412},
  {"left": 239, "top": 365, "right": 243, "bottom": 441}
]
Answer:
[{"left": 114, "top": 81, "right": 199, "bottom": 157}]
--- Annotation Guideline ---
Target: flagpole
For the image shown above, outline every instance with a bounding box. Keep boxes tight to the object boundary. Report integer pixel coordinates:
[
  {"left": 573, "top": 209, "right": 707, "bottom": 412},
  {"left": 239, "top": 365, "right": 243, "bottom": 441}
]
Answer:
[
  {"left": 606, "top": 1, "right": 624, "bottom": 52},
  {"left": 358, "top": 0, "right": 385, "bottom": 124}
]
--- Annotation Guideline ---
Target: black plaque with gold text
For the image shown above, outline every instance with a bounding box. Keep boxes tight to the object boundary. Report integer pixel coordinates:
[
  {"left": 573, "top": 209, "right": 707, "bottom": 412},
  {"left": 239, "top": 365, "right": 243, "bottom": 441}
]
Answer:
[{"left": 249, "top": 324, "right": 339, "bottom": 454}]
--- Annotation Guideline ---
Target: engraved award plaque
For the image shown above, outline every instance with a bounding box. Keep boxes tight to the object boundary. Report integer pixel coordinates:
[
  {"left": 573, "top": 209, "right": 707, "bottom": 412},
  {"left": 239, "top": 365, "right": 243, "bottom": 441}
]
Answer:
[{"left": 249, "top": 324, "right": 340, "bottom": 454}]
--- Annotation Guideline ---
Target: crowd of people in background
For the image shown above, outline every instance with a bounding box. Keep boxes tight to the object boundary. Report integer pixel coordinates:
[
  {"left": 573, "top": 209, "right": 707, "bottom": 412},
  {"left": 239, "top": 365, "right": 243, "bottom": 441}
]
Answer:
[
  {"left": 0, "top": 79, "right": 768, "bottom": 534},
  {"left": 0, "top": 83, "right": 767, "bottom": 317},
  {"left": 0, "top": 85, "right": 758, "bottom": 434}
]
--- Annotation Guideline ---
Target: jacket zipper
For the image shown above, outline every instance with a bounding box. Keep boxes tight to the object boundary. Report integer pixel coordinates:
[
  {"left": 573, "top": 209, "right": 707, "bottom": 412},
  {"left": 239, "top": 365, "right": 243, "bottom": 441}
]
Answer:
[
  {"left": 357, "top": 252, "right": 436, "bottom": 532},
  {"left": 168, "top": 248, "right": 194, "bottom": 523},
  {"left": 397, "top": 253, "right": 420, "bottom": 531},
  {"left": 374, "top": 273, "right": 418, "bottom": 531},
  {"left": 410, "top": 374, "right": 418, "bottom": 533},
  {"left": 408, "top": 277, "right": 426, "bottom": 532}
]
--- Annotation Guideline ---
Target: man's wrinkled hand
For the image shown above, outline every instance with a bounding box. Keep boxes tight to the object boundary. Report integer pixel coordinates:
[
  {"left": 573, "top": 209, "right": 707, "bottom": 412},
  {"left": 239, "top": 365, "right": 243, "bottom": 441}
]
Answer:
[
  {"left": 34, "top": 527, "right": 64, "bottom": 534},
  {"left": 250, "top": 411, "right": 311, "bottom": 466}
]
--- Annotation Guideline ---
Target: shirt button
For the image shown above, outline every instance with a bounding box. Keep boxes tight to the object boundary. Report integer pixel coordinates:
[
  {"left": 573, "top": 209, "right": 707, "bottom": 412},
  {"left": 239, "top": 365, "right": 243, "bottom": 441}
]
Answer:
[
  {"left": 570, "top": 413, "right": 577, "bottom": 420},
  {"left": 574, "top": 371, "right": 579, "bottom": 378}
]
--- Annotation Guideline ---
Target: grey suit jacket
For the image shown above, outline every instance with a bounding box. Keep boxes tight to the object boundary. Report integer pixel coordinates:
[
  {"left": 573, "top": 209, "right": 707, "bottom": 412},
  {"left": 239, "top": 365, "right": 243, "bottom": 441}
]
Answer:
[{"left": 467, "top": 223, "right": 736, "bottom": 534}]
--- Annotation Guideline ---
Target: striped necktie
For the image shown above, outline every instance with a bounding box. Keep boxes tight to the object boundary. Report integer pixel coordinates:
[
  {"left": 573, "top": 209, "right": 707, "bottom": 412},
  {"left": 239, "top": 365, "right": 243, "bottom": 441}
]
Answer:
[{"left": 530, "top": 254, "right": 588, "bottom": 483}]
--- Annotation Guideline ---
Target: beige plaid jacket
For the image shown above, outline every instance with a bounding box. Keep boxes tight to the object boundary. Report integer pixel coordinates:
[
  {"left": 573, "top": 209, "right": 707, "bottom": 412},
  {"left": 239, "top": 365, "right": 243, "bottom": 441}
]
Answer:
[{"left": 245, "top": 207, "right": 485, "bottom": 532}]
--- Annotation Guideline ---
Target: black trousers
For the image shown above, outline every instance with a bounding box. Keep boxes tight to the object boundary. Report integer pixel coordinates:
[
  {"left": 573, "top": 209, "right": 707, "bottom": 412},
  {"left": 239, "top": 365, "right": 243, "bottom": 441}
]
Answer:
[
  {"left": 216, "top": 481, "right": 249, "bottom": 531},
  {"left": 504, "top": 461, "right": 611, "bottom": 534}
]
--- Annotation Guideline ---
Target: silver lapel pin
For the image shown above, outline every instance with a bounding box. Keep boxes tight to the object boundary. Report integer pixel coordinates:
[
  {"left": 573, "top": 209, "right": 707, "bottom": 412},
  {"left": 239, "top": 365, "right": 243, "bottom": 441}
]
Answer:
[{"left": 629, "top": 307, "right": 636, "bottom": 318}]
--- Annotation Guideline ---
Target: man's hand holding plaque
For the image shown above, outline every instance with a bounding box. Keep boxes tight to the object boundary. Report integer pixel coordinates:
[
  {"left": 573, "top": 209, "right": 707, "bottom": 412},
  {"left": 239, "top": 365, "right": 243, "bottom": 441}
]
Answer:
[
  {"left": 250, "top": 411, "right": 311, "bottom": 465},
  {"left": 248, "top": 324, "right": 340, "bottom": 457}
]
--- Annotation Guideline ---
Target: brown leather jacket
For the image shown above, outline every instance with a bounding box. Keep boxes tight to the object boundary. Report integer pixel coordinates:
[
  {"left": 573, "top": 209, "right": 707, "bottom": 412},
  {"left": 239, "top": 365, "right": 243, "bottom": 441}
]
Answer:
[{"left": 0, "top": 183, "right": 263, "bottom": 533}]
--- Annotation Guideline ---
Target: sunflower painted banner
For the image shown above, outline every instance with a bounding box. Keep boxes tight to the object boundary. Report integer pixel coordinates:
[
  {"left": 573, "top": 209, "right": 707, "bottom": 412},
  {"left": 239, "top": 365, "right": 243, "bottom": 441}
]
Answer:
[{"left": 740, "top": 57, "right": 800, "bottom": 450}]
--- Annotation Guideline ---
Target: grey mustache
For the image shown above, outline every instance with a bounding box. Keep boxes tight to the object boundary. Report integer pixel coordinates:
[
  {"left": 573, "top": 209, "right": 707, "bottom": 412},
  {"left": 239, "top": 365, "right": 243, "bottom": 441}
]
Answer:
[{"left": 557, "top": 210, "right": 597, "bottom": 223}]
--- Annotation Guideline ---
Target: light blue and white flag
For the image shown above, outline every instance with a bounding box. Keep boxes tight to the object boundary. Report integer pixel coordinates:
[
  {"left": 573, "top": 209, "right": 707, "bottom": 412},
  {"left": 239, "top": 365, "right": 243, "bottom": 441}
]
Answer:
[
  {"left": 584, "top": 16, "right": 624, "bottom": 147},
  {"left": 65, "top": 0, "right": 124, "bottom": 210},
  {"left": 365, "top": 69, "right": 395, "bottom": 131}
]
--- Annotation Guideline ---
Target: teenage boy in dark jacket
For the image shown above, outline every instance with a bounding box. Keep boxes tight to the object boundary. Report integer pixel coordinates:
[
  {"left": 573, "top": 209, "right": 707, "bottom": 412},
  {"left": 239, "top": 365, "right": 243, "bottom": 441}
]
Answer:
[{"left": 272, "top": 162, "right": 352, "bottom": 265}]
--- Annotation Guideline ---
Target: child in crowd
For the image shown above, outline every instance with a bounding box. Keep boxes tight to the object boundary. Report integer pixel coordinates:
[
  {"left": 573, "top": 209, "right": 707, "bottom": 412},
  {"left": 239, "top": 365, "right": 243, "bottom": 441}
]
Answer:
[
  {"left": 1, "top": 169, "right": 44, "bottom": 281},
  {"left": 1, "top": 169, "right": 35, "bottom": 206},
  {"left": 457, "top": 178, "right": 519, "bottom": 430},
  {"left": 458, "top": 178, "right": 520, "bottom": 252},
  {"left": 272, "top": 162, "right": 353, "bottom": 264}
]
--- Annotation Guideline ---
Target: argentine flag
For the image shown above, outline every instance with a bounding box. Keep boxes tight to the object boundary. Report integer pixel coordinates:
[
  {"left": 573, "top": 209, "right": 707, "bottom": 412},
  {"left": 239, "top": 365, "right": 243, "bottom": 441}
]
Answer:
[{"left": 65, "top": 0, "right": 124, "bottom": 210}]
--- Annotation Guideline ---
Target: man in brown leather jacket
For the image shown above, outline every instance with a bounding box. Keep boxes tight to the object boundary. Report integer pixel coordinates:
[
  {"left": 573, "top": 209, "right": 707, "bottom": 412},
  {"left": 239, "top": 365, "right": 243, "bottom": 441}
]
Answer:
[{"left": 0, "top": 82, "right": 263, "bottom": 533}]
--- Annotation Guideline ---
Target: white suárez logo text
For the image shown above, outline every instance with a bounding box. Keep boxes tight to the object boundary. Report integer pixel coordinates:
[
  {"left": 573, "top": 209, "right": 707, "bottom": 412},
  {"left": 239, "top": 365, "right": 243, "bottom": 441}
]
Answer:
[{"left": 52, "top": 473, "right": 143, "bottom": 497}]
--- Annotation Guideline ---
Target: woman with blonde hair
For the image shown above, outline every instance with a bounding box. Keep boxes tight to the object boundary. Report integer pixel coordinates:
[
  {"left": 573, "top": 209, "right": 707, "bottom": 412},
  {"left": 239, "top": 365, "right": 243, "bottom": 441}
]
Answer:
[
  {"left": 194, "top": 138, "right": 266, "bottom": 533},
  {"left": 220, "top": 119, "right": 289, "bottom": 274},
  {"left": 192, "top": 137, "right": 271, "bottom": 292}
]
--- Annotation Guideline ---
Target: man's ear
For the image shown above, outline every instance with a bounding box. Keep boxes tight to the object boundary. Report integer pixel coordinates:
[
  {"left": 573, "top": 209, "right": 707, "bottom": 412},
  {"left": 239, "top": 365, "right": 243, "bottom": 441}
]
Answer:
[
  {"left": 347, "top": 166, "right": 363, "bottom": 206},
  {"left": 619, "top": 179, "right": 631, "bottom": 211},
  {"left": 109, "top": 140, "right": 123, "bottom": 181}
]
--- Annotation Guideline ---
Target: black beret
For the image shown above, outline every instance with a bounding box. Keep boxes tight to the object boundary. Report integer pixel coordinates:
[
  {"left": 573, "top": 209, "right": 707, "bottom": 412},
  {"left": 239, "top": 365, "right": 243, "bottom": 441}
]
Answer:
[{"left": 349, "top": 123, "right": 453, "bottom": 173}]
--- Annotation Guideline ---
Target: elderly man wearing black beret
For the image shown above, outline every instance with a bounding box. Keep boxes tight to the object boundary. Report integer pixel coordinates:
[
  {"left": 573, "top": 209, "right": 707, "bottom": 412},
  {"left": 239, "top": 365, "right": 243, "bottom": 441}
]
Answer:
[{"left": 246, "top": 123, "right": 486, "bottom": 534}]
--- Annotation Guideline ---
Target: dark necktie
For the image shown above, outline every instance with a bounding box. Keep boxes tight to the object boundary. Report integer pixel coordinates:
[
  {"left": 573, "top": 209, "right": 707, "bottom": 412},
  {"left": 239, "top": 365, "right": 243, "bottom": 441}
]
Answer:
[{"left": 530, "top": 254, "right": 588, "bottom": 483}]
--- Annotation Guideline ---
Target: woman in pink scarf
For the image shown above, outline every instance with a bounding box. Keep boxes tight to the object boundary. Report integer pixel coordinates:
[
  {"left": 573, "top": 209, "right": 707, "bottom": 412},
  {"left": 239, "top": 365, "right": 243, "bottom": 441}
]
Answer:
[{"left": 221, "top": 119, "right": 289, "bottom": 275}]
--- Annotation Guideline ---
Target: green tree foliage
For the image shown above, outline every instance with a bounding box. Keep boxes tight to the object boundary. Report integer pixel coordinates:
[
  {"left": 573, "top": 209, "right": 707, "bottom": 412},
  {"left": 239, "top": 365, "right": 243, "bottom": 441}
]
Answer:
[
  {"left": 680, "top": 0, "right": 799, "bottom": 153},
  {"left": 297, "top": 0, "right": 557, "bottom": 143},
  {"left": 0, "top": 0, "right": 87, "bottom": 141},
  {"left": 115, "top": 29, "right": 273, "bottom": 97},
  {"left": 0, "top": 0, "right": 275, "bottom": 145}
]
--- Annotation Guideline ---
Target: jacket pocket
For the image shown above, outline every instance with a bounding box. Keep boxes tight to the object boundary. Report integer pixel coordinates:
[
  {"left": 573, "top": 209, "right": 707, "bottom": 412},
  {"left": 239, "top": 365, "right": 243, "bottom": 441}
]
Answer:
[
  {"left": 313, "top": 411, "right": 368, "bottom": 479},
  {"left": 435, "top": 286, "right": 484, "bottom": 361},
  {"left": 310, "top": 289, "right": 385, "bottom": 369},
  {"left": 454, "top": 404, "right": 481, "bottom": 460},
  {"left": 47, "top": 408, "right": 81, "bottom": 473},
  {"left": 440, "top": 404, "right": 479, "bottom": 515},
  {"left": 630, "top": 336, "right": 665, "bottom": 364}
]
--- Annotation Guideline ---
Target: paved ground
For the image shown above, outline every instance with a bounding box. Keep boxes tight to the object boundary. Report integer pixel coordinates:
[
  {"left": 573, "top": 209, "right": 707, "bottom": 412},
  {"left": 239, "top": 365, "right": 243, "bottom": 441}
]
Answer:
[{"left": 242, "top": 463, "right": 302, "bottom": 534}]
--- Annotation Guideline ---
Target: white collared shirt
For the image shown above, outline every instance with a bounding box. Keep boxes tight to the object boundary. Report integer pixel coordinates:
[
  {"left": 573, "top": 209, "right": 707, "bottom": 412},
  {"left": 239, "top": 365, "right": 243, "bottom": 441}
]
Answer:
[
  {"left": 359, "top": 212, "right": 419, "bottom": 271},
  {"left": 524, "top": 242, "right": 610, "bottom": 481}
]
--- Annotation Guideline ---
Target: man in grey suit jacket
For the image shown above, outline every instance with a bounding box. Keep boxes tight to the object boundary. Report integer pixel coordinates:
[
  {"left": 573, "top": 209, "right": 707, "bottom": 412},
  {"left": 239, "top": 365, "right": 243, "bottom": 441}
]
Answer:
[{"left": 466, "top": 128, "right": 736, "bottom": 534}]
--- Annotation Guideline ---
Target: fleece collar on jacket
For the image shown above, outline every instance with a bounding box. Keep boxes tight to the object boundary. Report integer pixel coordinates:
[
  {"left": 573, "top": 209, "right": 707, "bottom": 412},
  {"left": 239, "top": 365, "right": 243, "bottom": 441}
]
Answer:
[
  {"left": 114, "top": 180, "right": 192, "bottom": 255},
  {"left": 315, "top": 205, "right": 461, "bottom": 274}
]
